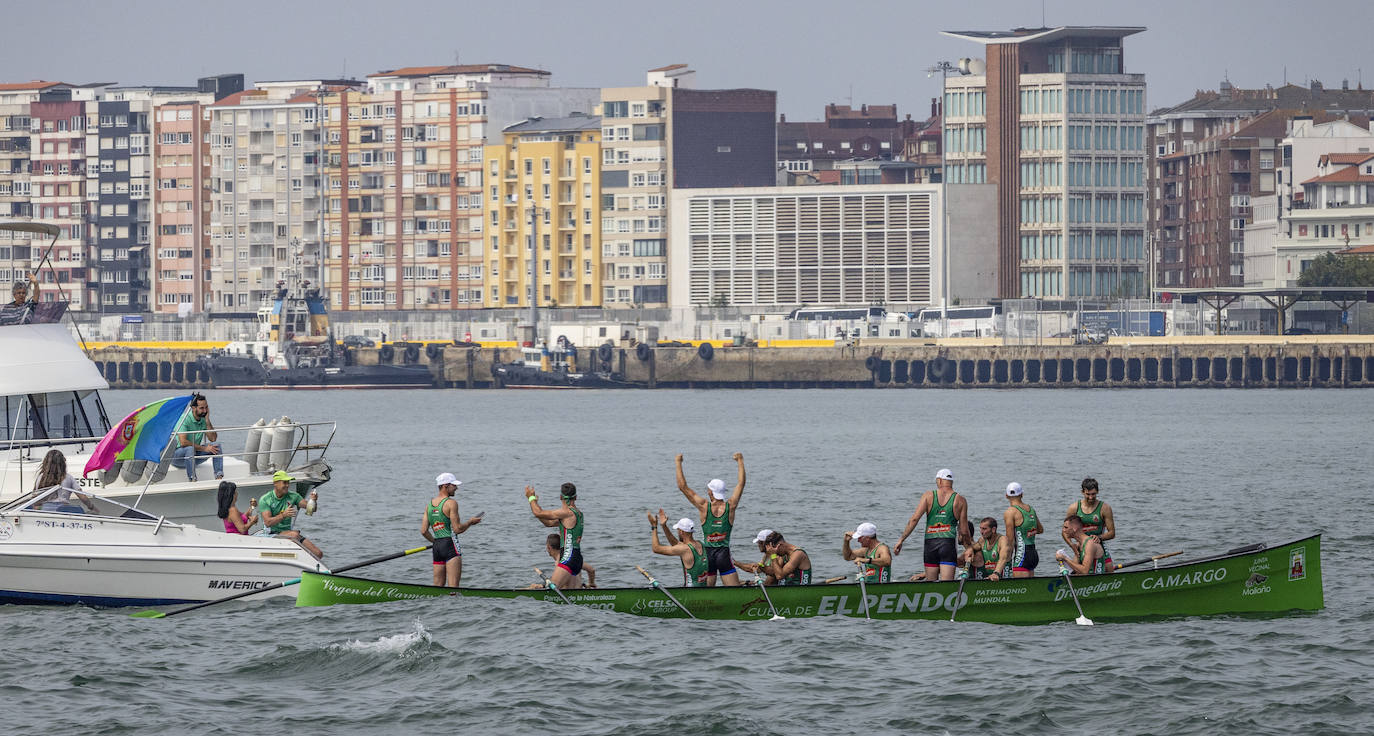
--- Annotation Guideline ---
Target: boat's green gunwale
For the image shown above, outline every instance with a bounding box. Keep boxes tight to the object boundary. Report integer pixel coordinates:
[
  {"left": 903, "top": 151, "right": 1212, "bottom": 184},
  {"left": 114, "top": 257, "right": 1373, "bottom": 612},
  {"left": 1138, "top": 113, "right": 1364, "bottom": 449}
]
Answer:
[{"left": 296, "top": 534, "right": 1322, "bottom": 624}]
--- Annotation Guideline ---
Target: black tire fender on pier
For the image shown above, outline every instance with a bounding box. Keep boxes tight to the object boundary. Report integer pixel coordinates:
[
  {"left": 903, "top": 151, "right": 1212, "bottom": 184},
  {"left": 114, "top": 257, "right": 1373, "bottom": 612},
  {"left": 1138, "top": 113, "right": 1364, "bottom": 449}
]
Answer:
[
  {"left": 379, "top": 345, "right": 395, "bottom": 362},
  {"left": 426, "top": 343, "right": 442, "bottom": 360},
  {"left": 697, "top": 342, "right": 714, "bottom": 361},
  {"left": 929, "top": 356, "right": 952, "bottom": 381},
  {"left": 635, "top": 343, "right": 652, "bottom": 362},
  {"left": 403, "top": 345, "right": 421, "bottom": 364},
  {"left": 864, "top": 355, "right": 880, "bottom": 371},
  {"left": 597, "top": 344, "right": 614, "bottom": 363}
]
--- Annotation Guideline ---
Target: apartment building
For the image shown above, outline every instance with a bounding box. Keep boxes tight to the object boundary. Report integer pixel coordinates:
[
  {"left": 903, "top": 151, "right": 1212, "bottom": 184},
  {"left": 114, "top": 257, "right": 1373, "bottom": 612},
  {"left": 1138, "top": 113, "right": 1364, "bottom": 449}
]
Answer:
[
  {"left": 209, "top": 79, "right": 354, "bottom": 311},
  {"left": 29, "top": 91, "right": 99, "bottom": 310},
  {"left": 942, "top": 26, "right": 1149, "bottom": 299},
  {"left": 1148, "top": 80, "right": 1374, "bottom": 288},
  {"left": 151, "top": 98, "right": 212, "bottom": 313},
  {"left": 0, "top": 82, "right": 57, "bottom": 299},
  {"left": 777, "top": 103, "right": 916, "bottom": 180},
  {"left": 483, "top": 113, "right": 601, "bottom": 307},
  {"left": 599, "top": 65, "right": 776, "bottom": 307},
  {"left": 321, "top": 64, "right": 597, "bottom": 311}
]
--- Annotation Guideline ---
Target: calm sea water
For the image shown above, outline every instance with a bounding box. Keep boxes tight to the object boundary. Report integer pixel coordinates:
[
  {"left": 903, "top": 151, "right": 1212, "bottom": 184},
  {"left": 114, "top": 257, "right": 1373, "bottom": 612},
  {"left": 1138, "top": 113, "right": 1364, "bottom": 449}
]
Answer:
[{"left": 4, "top": 388, "right": 1371, "bottom": 736}]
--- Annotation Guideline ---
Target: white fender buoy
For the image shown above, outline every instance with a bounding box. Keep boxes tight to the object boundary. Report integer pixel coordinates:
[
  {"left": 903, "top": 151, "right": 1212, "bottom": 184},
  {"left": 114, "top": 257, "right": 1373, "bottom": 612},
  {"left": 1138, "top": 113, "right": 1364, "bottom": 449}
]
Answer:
[
  {"left": 244, "top": 418, "right": 267, "bottom": 473},
  {"left": 269, "top": 416, "right": 296, "bottom": 471}
]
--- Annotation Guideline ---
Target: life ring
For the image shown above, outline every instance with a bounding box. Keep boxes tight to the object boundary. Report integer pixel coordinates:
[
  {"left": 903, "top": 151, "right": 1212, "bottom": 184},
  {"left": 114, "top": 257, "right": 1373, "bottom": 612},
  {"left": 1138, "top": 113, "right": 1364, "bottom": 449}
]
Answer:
[
  {"left": 697, "top": 342, "right": 714, "bottom": 361},
  {"left": 636, "top": 343, "right": 652, "bottom": 362},
  {"left": 929, "top": 356, "right": 952, "bottom": 381},
  {"left": 404, "top": 345, "right": 421, "bottom": 364},
  {"left": 597, "top": 344, "right": 614, "bottom": 363},
  {"left": 864, "top": 355, "right": 880, "bottom": 371},
  {"left": 426, "top": 343, "right": 442, "bottom": 360},
  {"left": 379, "top": 345, "right": 395, "bottom": 362}
]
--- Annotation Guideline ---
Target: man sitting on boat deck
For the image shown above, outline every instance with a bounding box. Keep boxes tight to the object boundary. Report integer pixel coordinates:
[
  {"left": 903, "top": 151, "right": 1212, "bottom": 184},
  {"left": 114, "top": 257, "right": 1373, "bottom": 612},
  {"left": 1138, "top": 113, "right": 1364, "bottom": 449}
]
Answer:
[
  {"left": 1003, "top": 482, "right": 1042, "bottom": 578},
  {"left": 421, "top": 473, "right": 482, "bottom": 588},
  {"left": 1, "top": 274, "right": 38, "bottom": 325},
  {"left": 893, "top": 468, "right": 972, "bottom": 582},
  {"left": 171, "top": 393, "right": 223, "bottom": 482},
  {"left": 674, "top": 452, "right": 746, "bottom": 587},
  {"left": 648, "top": 510, "right": 706, "bottom": 587},
  {"left": 1055, "top": 516, "right": 1107, "bottom": 575},
  {"left": 965, "top": 517, "right": 1010, "bottom": 581},
  {"left": 759, "top": 531, "right": 812, "bottom": 585},
  {"left": 843, "top": 522, "right": 892, "bottom": 583},
  {"left": 734, "top": 528, "right": 779, "bottom": 585},
  {"left": 525, "top": 482, "right": 586, "bottom": 590},
  {"left": 256, "top": 471, "right": 323, "bottom": 559},
  {"left": 1063, "top": 477, "right": 1115, "bottom": 570}
]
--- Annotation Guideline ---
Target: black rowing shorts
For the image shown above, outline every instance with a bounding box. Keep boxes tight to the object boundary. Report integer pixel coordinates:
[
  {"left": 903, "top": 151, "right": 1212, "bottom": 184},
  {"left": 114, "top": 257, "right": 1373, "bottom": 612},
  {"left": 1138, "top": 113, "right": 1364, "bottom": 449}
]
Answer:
[
  {"left": 432, "top": 537, "right": 460, "bottom": 564},
  {"left": 705, "top": 546, "right": 736, "bottom": 576},
  {"left": 924, "top": 537, "right": 958, "bottom": 567}
]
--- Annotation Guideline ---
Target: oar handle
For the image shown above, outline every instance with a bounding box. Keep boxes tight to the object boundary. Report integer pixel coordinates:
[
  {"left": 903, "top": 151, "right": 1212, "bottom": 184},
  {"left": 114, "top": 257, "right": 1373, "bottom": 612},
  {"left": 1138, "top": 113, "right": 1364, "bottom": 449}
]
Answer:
[
  {"left": 1114, "top": 550, "right": 1183, "bottom": 570},
  {"left": 823, "top": 576, "right": 848, "bottom": 584},
  {"left": 635, "top": 565, "right": 654, "bottom": 581},
  {"left": 334, "top": 544, "right": 433, "bottom": 575}
]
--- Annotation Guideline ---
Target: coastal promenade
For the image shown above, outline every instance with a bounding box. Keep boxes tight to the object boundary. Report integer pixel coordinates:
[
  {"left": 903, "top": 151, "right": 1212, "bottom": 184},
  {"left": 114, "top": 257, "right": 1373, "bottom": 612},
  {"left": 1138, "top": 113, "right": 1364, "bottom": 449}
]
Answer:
[{"left": 87, "top": 335, "right": 1374, "bottom": 389}]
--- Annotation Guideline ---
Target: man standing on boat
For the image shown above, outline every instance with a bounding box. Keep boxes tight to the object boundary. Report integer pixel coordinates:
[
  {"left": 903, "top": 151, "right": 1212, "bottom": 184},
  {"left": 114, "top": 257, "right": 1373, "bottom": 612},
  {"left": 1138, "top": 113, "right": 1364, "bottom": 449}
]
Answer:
[
  {"left": 172, "top": 393, "right": 222, "bottom": 481},
  {"left": 966, "top": 517, "right": 1010, "bottom": 581},
  {"left": 1002, "top": 482, "right": 1042, "bottom": 577},
  {"left": 843, "top": 523, "right": 892, "bottom": 583},
  {"left": 893, "top": 468, "right": 971, "bottom": 581},
  {"left": 1063, "top": 477, "right": 1115, "bottom": 569},
  {"left": 421, "top": 473, "right": 482, "bottom": 588},
  {"left": 761, "top": 531, "right": 812, "bottom": 585},
  {"left": 674, "top": 453, "right": 746, "bottom": 586},
  {"left": 648, "top": 510, "right": 708, "bottom": 587},
  {"left": 257, "top": 471, "right": 323, "bottom": 559},
  {"left": 525, "top": 482, "right": 585, "bottom": 590},
  {"left": 1055, "top": 516, "right": 1106, "bottom": 575}
]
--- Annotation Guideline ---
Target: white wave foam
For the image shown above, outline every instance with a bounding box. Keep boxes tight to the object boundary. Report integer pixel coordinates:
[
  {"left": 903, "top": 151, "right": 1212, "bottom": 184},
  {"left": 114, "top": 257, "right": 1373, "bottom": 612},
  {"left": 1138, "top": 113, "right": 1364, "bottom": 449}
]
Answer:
[{"left": 330, "top": 621, "right": 431, "bottom": 655}]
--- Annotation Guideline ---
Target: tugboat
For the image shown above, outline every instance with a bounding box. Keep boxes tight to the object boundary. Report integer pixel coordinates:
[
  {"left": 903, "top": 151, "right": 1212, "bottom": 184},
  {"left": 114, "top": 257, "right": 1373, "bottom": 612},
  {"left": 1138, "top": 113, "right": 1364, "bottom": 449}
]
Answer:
[
  {"left": 490, "top": 336, "right": 636, "bottom": 389},
  {"left": 199, "top": 271, "right": 434, "bottom": 389}
]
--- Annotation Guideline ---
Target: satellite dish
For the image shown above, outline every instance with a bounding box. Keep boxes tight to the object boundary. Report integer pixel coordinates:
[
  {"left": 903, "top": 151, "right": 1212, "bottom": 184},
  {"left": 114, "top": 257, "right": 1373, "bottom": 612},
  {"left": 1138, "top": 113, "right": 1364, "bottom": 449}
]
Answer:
[{"left": 959, "top": 58, "right": 987, "bottom": 75}]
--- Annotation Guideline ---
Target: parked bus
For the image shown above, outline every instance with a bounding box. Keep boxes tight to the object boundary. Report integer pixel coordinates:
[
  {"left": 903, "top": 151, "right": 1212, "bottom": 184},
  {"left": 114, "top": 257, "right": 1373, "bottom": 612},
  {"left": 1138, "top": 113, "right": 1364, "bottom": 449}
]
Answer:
[
  {"left": 786, "top": 306, "right": 886, "bottom": 321},
  {"left": 916, "top": 306, "right": 999, "bottom": 338}
]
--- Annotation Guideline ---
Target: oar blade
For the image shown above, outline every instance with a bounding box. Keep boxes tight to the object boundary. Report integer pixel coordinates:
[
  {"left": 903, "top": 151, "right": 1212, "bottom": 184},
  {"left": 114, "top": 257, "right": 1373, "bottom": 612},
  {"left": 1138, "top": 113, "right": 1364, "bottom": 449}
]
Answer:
[
  {"left": 1076, "top": 615, "right": 1095, "bottom": 626},
  {"left": 128, "top": 610, "right": 167, "bottom": 619}
]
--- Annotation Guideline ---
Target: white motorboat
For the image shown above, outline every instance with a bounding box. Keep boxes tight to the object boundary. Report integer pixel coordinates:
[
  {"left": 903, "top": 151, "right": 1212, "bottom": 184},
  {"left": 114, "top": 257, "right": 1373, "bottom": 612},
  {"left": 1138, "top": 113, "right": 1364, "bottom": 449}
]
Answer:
[
  {"left": 0, "top": 486, "right": 328, "bottom": 606},
  {"left": 0, "top": 221, "right": 335, "bottom": 528}
]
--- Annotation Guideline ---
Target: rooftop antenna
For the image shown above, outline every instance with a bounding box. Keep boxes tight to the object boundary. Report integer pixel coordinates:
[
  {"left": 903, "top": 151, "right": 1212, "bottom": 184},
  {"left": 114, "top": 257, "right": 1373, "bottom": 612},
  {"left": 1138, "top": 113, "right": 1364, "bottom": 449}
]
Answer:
[
  {"left": 453, "top": 49, "right": 461, "bottom": 65},
  {"left": 341, "top": 57, "right": 347, "bottom": 80},
  {"left": 1041, "top": 0, "right": 1046, "bottom": 27},
  {"left": 847, "top": 83, "right": 853, "bottom": 107}
]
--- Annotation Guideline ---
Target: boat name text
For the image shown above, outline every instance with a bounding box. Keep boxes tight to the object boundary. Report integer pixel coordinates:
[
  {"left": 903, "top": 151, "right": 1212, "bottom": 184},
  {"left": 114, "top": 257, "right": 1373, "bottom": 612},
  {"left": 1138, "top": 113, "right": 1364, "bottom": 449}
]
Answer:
[{"left": 1139, "top": 566, "right": 1227, "bottom": 591}]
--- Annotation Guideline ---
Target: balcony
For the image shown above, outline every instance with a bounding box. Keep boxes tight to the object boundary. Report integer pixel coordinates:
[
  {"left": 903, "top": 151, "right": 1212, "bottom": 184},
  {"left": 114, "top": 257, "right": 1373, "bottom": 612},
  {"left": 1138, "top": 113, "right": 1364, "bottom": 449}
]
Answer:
[{"left": 1228, "top": 161, "right": 1250, "bottom": 172}]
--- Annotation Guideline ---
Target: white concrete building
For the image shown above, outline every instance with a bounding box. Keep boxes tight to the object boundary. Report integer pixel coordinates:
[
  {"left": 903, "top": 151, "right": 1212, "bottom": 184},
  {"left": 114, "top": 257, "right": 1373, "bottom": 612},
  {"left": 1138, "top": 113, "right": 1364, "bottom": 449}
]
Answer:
[
  {"left": 668, "top": 183, "right": 996, "bottom": 311},
  {"left": 1246, "top": 152, "right": 1374, "bottom": 286}
]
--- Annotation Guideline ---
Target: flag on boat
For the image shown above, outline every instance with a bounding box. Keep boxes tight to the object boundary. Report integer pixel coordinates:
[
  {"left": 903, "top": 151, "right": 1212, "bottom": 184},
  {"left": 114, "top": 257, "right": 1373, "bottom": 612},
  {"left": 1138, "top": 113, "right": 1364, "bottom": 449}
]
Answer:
[{"left": 82, "top": 394, "right": 194, "bottom": 477}]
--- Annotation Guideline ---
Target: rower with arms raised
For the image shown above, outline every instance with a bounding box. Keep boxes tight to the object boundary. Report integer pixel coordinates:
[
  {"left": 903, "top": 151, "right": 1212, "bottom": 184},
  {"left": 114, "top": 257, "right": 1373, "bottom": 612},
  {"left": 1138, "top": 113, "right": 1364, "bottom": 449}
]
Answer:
[
  {"left": 648, "top": 509, "right": 708, "bottom": 587},
  {"left": 674, "top": 452, "right": 746, "bottom": 586},
  {"left": 525, "top": 482, "right": 585, "bottom": 590}
]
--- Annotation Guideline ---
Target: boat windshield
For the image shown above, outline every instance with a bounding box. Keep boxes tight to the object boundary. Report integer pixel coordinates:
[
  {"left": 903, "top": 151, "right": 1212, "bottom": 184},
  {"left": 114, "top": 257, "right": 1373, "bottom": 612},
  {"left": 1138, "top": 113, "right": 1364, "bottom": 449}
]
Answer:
[
  {"left": 1, "top": 389, "right": 108, "bottom": 444},
  {"left": 1, "top": 483, "right": 159, "bottom": 520}
]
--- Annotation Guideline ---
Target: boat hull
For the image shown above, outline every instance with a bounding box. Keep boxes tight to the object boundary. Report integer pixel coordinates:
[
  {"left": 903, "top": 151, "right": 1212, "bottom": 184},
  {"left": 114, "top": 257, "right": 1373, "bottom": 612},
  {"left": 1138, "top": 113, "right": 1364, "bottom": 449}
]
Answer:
[
  {"left": 0, "top": 510, "right": 327, "bottom": 606},
  {"left": 491, "top": 362, "right": 636, "bottom": 389},
  {"left": 201, "top": 355, "right": 434, "bottom": 389},
  {"left": 295, "top": 535, "right": 1322, "bottom": 624}
]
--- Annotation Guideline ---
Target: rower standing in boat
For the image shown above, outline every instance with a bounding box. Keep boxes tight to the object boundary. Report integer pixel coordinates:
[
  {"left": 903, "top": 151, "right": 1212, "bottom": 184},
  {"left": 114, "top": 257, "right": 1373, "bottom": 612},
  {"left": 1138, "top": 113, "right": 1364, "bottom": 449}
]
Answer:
[
  {"left": 648, "top": 510, "right": 708, "bottom": 587},
  {"left": 968, "top": 517, "right": 1010, "bottom": 581},
  {"left": 893, "top": 468, "right": 972, "bottom": 581},
  {"left": 674, "top": 452, "right": 746, "bottom": 586},
  {"left": 256, "top": 471, "right": 323, "bottom": 559},
  {"left": 1002, "top": 482, "right": 1041, "bottom": 578},
  {"left": 761, "top": 531, "right": 812, "bottom": 585},
  {"left": 1063, "top": 477, "right": 1115, "bottom": 570},
  {"left": 842, "top": 522, "right": 892, "bottom": 583},
  {"left": 1055, "top": 516, "right": 1106, "bottom": 575},
  {"left": 421, "top": 473, "right": 482, "bottom": 588},
  {"left": 525, "top": 482, "right": 585, "bottom": 590}
]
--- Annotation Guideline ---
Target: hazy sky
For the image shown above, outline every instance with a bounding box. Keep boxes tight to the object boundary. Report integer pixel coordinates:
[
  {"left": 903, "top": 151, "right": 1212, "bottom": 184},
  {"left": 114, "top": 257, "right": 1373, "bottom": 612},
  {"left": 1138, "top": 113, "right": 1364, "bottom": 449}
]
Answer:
[{"left": 8, "top": 0, "right": 1372, "bottom": 119}]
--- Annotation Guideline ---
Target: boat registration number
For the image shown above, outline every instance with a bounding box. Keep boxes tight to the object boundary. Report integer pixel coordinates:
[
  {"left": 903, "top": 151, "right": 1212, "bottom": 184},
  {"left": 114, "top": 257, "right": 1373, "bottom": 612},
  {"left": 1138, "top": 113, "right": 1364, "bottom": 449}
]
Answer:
[{"left": 35, "top": 519, "right": 94, "bottom": 530}]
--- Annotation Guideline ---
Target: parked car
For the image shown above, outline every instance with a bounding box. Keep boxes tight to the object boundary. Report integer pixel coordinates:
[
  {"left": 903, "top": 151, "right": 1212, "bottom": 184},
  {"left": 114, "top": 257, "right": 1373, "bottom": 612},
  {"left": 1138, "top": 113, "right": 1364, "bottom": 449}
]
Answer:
[
  {"left": 1283, "top": 327, "right": 1313, "bottom": 335},
  {"left": 341, "top": 335, "right": 376, "bottom": 348}
]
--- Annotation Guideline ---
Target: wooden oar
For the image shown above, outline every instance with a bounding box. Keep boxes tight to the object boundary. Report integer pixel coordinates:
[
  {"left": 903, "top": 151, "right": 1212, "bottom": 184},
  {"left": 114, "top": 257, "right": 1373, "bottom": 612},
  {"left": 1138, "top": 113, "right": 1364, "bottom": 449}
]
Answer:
[
  {"left": 1057, "top": 562, "right": 1094, "bottom": 626},
  {"left": 949, "top": 562, "right": 973, "bottom": 622},
  {"left": 533, "top": 566, "right": 571, "bottom": 604},
  {"left": 1114, "top": 550, "right": 1183, "bottom": 571},
  {"left": 823, "top": 576, "right": 848, "bottom": 584},
  {"left": 634, "top": 565, "right": 696, "bottom": 619},
  {"left": 130, "top": 543, "right": 434, "bottom": 619}
]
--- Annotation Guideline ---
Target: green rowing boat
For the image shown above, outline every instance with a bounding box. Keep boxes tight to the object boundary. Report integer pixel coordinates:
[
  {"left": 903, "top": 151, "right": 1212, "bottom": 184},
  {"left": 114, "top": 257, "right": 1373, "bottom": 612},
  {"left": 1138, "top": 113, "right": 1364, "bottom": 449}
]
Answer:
[{"left": 295, "top": 534, "right": 1322, "bottom": 624}]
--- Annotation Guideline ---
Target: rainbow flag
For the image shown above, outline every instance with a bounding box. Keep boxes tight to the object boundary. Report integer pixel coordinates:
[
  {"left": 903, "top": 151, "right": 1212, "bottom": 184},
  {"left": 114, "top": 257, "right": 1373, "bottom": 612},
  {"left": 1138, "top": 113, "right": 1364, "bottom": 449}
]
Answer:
[{"left": 83, "top": 395, "right": 194, "bottom": 477}]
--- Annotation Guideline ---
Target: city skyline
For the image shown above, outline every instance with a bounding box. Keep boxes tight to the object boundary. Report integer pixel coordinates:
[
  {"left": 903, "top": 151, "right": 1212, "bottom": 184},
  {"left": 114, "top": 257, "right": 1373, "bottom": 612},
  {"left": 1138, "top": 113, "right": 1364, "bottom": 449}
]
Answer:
[{"left": 7, "top": 0, "right": 1373, "bottom": 119}]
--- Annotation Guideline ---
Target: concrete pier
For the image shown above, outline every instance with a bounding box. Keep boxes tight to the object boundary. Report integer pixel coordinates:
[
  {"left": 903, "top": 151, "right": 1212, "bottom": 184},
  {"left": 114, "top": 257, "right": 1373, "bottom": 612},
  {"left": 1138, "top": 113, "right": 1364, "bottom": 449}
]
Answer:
[{"left": 88, "top": 337, "right": 1374, "bottom": 390}]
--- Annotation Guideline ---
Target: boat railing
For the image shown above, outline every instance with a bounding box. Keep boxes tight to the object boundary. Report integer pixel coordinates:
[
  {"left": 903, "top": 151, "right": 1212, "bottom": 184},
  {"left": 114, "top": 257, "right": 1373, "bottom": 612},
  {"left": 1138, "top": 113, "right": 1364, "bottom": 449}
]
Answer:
[{"left": 2, "top": 483, "right": 163, "bottom": 524}]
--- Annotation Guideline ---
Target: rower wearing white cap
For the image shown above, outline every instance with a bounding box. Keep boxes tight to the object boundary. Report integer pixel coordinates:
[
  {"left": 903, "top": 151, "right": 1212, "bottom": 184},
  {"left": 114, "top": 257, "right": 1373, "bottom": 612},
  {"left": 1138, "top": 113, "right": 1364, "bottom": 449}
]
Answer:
[
  {"left": 674, "top": 452, "right": 747, "bottom": 586},
  {"left": 421, "top": 472, "right": 482, "bottom": 588},
  {"left": 894, "top": 468, "right": 972, "bottom": 582},
  {"left": 736, "top": 528, "right": 779, "bottom": 585},
  {"left": 842, "top": 522, "right": 892, "bottom": 583},
  {"left": 648, "top": 509, "right": 709, "bottom": 587},
  {"left": 1002, "top": 482, "right": 1043, "bottom": 578}
]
